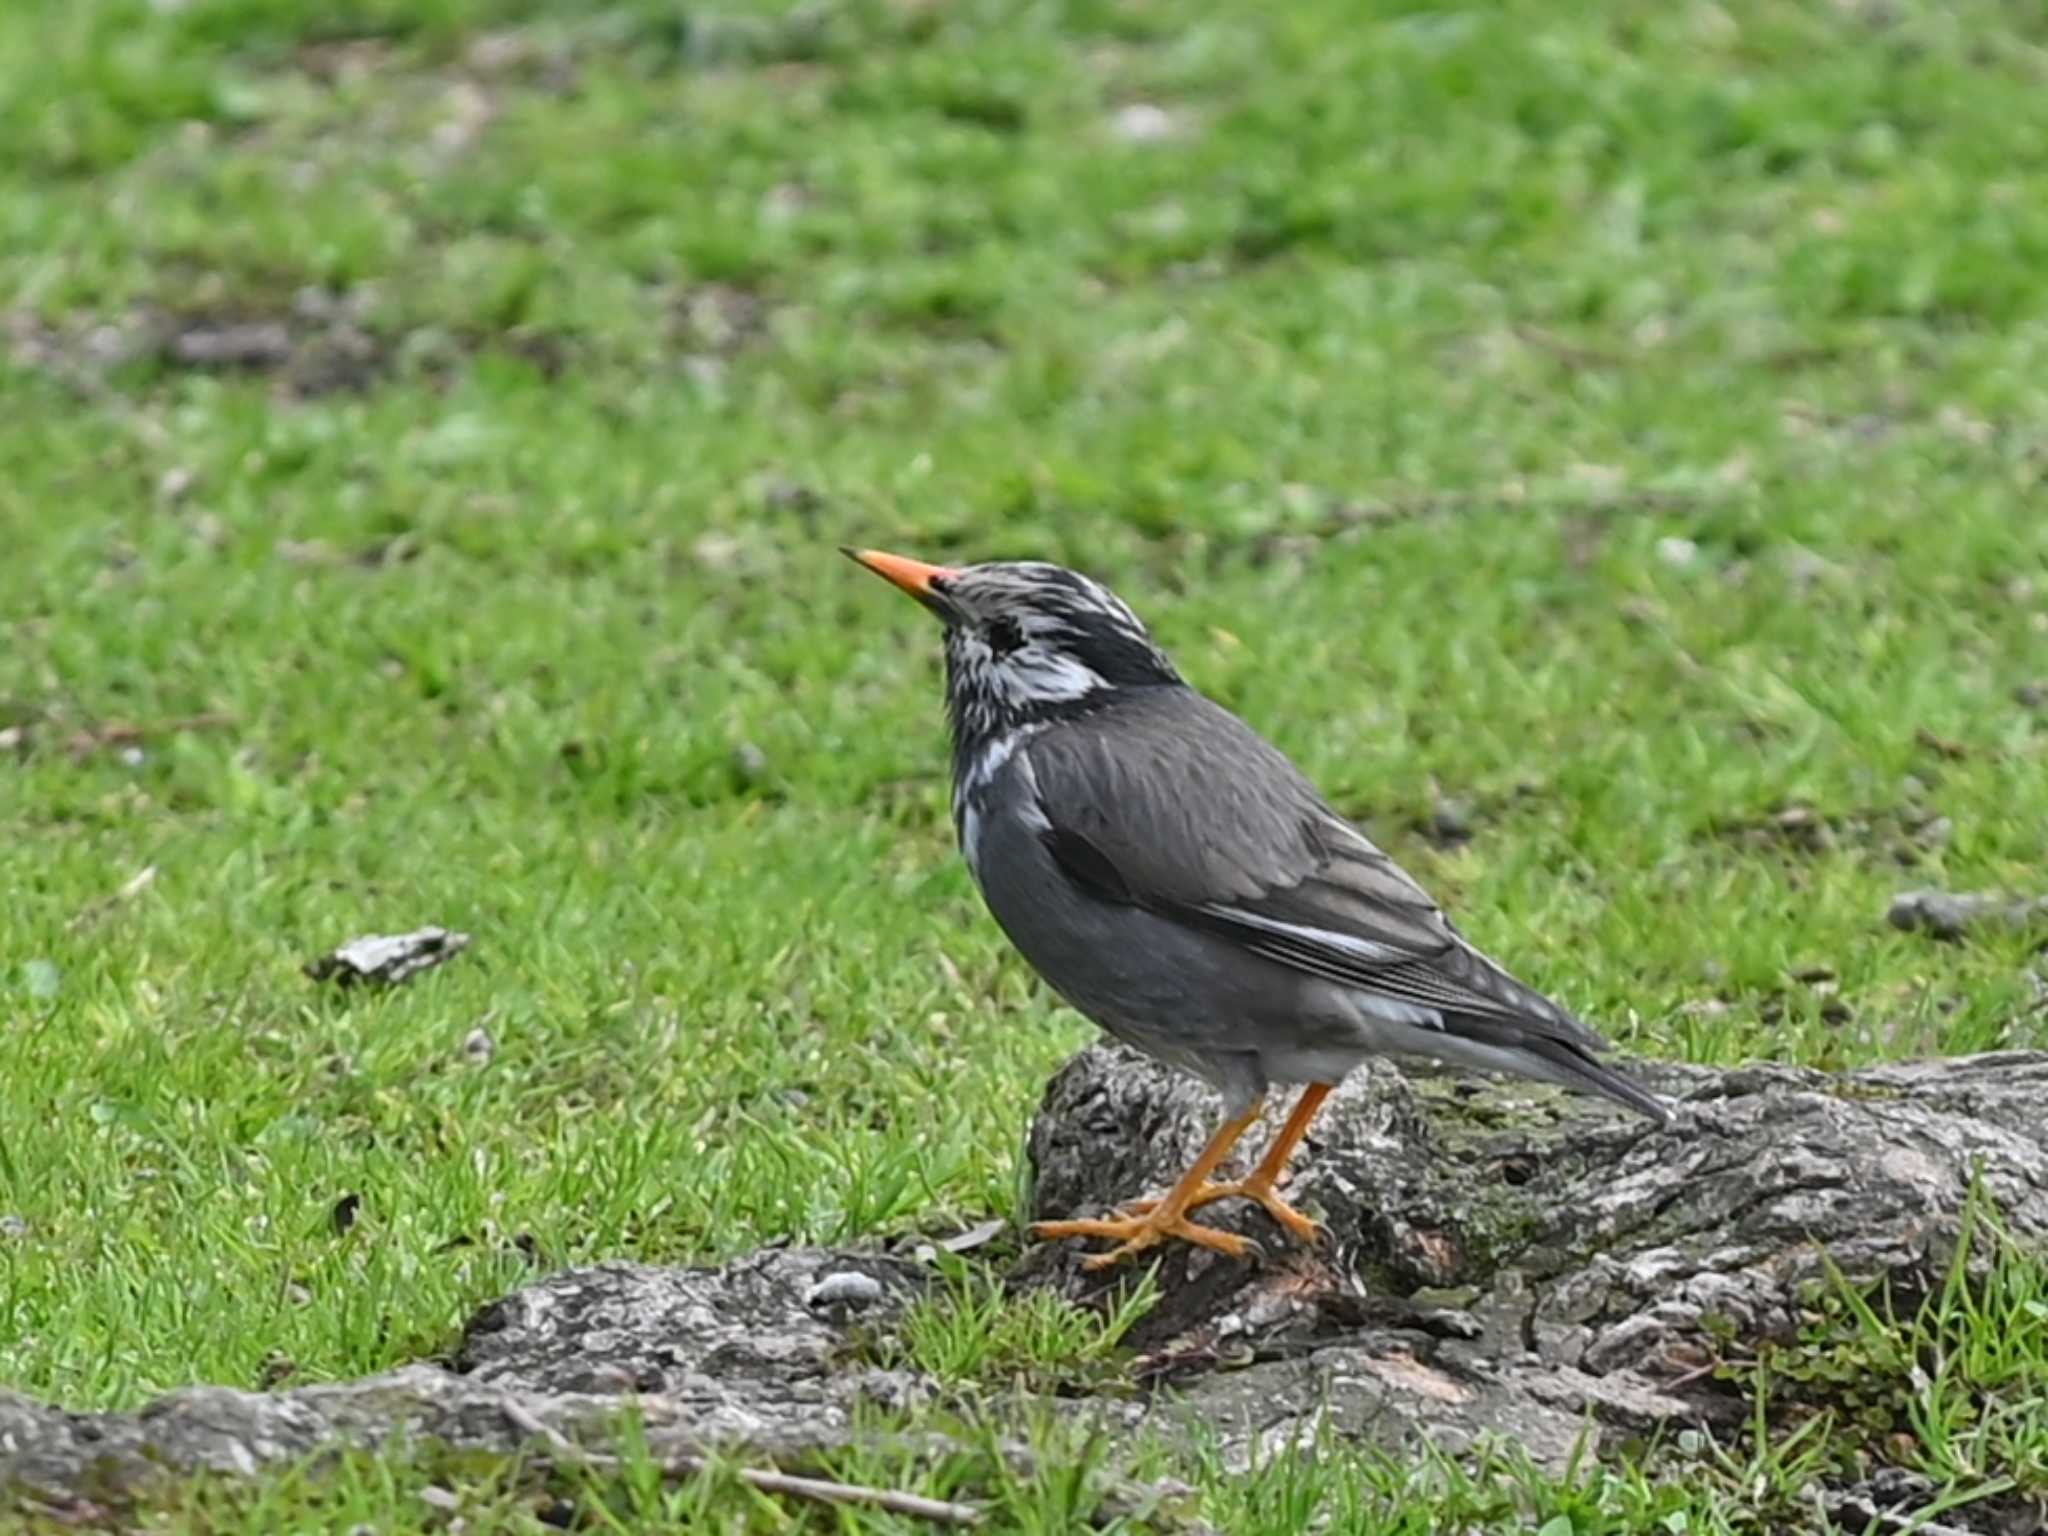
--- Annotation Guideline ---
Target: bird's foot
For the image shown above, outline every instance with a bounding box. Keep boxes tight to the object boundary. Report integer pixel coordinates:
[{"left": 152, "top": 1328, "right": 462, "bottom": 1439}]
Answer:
[
  {"left": 1031, "top": 1209, "right": 1258, "bottom": 1271},
  {"left": 1122, "top": 1177, "right": 1324, "bottom": 1246}
]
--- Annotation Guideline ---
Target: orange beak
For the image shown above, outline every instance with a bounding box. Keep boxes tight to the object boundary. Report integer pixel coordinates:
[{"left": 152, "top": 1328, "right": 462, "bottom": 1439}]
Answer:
[{"left": 841, "top": 547, "right": 957, "bottom": 612}]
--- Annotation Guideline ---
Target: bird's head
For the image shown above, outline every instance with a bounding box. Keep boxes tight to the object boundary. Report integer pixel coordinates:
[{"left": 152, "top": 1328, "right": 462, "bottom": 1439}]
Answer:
[{"left": 844, "top": 548, "right": 1182, "bottom": 744}]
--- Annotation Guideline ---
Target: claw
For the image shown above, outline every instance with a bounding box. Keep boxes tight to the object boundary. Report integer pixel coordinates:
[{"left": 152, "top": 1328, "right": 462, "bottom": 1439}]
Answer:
[
  {"left": 1119, "top": 1177, "right": 1324, "bottom": 1246},
  {"left": 1232, "top": 1178, "right": 1326, "bottom": 1246},
  {"left": 1029, "top": 1097, "right": 1321, "bottom": 1270},
  {"left": 1031, "top": 1210, "right": 1259, "bottom": 1270}
]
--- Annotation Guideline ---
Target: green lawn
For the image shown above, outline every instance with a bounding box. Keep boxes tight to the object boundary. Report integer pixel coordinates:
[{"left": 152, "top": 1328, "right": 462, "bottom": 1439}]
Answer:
[{"left": 4, "top": 0, "right": 2047, "bottom": 1528}]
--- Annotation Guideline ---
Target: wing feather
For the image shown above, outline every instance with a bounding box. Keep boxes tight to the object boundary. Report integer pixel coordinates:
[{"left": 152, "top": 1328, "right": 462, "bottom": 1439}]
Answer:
[{"left": 1026, "top": 689, "right": 1606, "bottom": 1047}]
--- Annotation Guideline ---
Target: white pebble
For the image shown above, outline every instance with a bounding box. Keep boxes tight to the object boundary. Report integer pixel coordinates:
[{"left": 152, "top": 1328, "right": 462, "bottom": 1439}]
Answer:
[
  {"left": 1112, "top": 103, "right": 1177, "bottom": 143},
  {"left": 1655, "top": 536, "right": 1699, "bottom": 569},
  {"left": 805, "top": 1271, "right": 884, "bottom": 1308}
]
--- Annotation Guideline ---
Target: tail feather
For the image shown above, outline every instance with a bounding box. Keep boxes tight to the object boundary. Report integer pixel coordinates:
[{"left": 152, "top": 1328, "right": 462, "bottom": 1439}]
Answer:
[{"left": 1437, "top": 1016, "right": 1672, "bottom": 1124}]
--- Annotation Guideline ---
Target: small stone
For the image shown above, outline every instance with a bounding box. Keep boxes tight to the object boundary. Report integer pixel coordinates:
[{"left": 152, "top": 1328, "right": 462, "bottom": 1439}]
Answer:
[
  {"left": 170, "top": 321, "right": 292, "bottom": 370},
  {"left": 805, "top": 1271, "right": 885, "bottom": 1309},
  {"left": 692, "top": 532, "right": 745, "bottom": 571},
  {"left": 419, "top": 1485, "right": 460, "bottom": 1512},
  {"left": 464, "top": 30, "right": 533, "bottom": 74},
  {"left": 462, "top": 1027, "right": 495, "bottom": 1064},
  {"left": 730, "top": 741, "right": 770, "bottom": 786},
  {"left": 1910, "top": 816, "right": 1953, "bottom": 852},
  {"left": 1655, "top": 536, "right": 1699, "bottom": 569},
  {"left": 0, "top": 1215, "right": 28, "bottom": 1240},
  {"left": 1767, "top": 804, "right": 1834, "bottom": 853},
  {"left": 1241, "top": 1288, "right": 1296, "bottom": 1330},
  {"left": 157, "top": 467, "right": 198, "bottom": 504},
  {"left": 754, "top": 474, "right": 821, "bottom": 515},
  {"left": 1426, "top": 798, "right": 1475, "bottom": 845},
  {"left": 760, "top": 182, "right": 810, "bottom": 224},
  {"left": 83, "top": 323, "right": 134, "bottom": 366},
  {"left": 1887, "top": 888, "right": 2048, "bottom": 941},
  {"left": 1937, "top": 404, "right": 1996, "bottom": 448},
  {"left": 278, "top": 539, "right": 340, "bottom": 566},
  {"left": 1111, "top": 103, "right": 1177, "bottom": 143},
  {"left": 1779, "top": 544, "right": 1840, "bottom": 587}
]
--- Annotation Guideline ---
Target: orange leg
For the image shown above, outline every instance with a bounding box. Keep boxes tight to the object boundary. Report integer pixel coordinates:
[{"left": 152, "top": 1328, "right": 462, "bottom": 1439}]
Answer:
[
  {"left": 1031, "top": 1102, "right": 1264, "bottom": 1270},
  {"left": 1124, "top": 1082, "right": 1332, "bottom": 1244}
]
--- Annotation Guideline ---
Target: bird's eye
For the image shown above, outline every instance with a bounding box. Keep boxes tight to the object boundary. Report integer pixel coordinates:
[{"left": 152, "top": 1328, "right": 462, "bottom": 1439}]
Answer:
[{"left": 985, "top": 617, "right": 1025, "bottom": 658}]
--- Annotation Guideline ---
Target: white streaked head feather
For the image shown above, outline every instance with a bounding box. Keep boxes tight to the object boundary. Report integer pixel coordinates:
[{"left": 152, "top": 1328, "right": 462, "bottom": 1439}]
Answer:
[
  {"left": 931, "top": 561, "right": 1181, "bottom": 755},
  {"left": 948, "top": 616, "right": 1107, "bottom": 713}
]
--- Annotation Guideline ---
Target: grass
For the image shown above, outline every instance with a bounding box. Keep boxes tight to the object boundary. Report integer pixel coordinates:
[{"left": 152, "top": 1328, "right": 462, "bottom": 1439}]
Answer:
[
  {"left": 3, "top": 0, "right": 2047, "bottom": 1526},
  {"left": 885, "top": 1251, "right": 1160, "bottom": 1390},
  {"left": 1767, "top": 1180, "right": 2048, "bottom": 1502}
]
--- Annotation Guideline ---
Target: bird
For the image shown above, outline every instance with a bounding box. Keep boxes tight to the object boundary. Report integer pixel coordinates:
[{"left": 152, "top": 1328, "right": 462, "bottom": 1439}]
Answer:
[{"left": 844, "top": 548, "right": 1670, "bottom": 1270}]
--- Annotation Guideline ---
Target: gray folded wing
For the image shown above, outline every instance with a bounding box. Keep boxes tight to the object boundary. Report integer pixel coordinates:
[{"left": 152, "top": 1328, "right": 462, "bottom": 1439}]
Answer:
[{"left": 1026, "top": 688, "right": 1669, "bottom": 1121}]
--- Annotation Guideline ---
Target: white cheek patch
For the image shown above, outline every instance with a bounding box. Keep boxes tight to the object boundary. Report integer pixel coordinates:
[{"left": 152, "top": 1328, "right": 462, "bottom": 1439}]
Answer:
[
  {"left": 997, "top": 647, "right": 1101, "bottom": 705},
  {"left": 991, "top": 617, "right": 1104, "bottom": 704},
  {"left": 951, "top": 630, "right": 1105, "bottom": 713}
]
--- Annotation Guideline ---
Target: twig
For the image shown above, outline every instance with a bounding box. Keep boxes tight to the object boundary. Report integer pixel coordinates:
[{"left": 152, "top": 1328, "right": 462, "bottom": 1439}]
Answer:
[
  {"left": 66, "top": 864, "right": 158, "bottom": 930},
  {"left": 1661, "top": 1352, "right": 1756, "bottom": 1392},
  {"left": 498, "top": 1397, "right": 983, "bottom": 1528},
  {"left": 1512, "top": 324, "right": 1633, "bottom": 370},
  {"left": 64, "top": 711, "right": 236, "bottom": 759}
]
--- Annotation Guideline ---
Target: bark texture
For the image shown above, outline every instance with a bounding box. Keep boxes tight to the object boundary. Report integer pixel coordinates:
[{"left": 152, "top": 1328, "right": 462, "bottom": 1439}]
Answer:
[
  {"left": 1020, "top": 1043, "right": 2048, "bottom": 1521},
  {"left": 0, "top": 1249, "right": 929, "bottom": 1498}
]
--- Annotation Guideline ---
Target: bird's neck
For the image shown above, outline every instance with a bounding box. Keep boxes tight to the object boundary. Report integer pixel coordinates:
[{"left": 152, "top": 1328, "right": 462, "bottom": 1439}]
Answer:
[{"left": 947, "top": 720, "right": 1036, "bottom": 829}]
